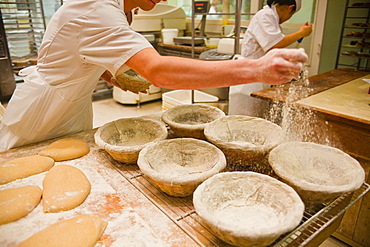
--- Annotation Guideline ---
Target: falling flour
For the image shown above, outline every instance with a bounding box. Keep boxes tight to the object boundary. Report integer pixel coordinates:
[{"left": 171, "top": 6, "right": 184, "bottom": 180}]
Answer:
[{"left": 267, "top": 68, "right": 341, "bottom": 147}]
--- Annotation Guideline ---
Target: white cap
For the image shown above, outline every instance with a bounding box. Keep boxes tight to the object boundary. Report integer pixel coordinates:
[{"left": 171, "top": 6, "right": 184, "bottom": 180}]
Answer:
[{"left": 295, "top": 0, "right": 301, "bottom": 12}]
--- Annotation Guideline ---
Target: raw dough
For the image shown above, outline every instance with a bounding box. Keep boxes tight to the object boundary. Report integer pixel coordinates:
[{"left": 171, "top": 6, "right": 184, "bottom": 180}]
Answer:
[
  {"left": 38, "top": 138, "right": 90, "bottom": 161},
  {"left": 0, "top": 155, "right": 54, "bottom": 185},
  {"left": 17, "top": 214, "right": 107, "bottom": 247},
  {"left": 42, "top": 165, "right": 91, "bottom": 213},
  {"left": 0, "top": 185, "right": 42, "bottom": 225}
]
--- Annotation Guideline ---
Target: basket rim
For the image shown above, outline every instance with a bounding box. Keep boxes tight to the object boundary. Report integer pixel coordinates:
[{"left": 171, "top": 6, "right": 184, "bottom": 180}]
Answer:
[
  {"left": 268, "top": 141, "right": 365, "bottom": 193},
  {"left": 94, "top": 117, "right": 168, "bottom": 152},
  {"left": 162, "top": 104, "right": 226, "bottom": 128},
  {"left": 137, "top": 138, "right": 226, "bottom": 184},
  {"left": 193, "top": 171, "right": 304, "bottom": 240},
  {"left": 204, "top": 115, "right": 283, "bottom": 150}
]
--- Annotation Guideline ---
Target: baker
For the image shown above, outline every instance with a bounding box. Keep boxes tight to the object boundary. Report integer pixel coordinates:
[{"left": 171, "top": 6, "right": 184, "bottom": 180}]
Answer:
[
  {"left": 228, "top": 0, "right": 313, "bottom": 117},
  {"left": 0, "top": 0, "right": 307, "bottom": 151}
]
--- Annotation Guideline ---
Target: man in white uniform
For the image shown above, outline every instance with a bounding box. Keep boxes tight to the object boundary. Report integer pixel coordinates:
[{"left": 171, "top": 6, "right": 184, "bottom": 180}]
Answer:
[
  {"left": 0, "top": 0, "right": 308, "bottom": 151},
  {"left": 228, "top": 0, "right": 312, "bottom": 117}
]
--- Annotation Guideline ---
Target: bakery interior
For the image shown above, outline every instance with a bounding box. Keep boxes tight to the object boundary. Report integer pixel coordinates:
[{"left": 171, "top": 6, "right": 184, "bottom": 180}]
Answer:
[{"left": 0, "top": 0, "right": 369, "bottom": 246}]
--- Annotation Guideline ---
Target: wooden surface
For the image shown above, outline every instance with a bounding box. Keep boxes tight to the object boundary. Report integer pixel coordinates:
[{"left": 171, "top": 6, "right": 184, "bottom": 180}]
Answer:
[
  {"left": 297, "top": 75, "right": 370, "bottom": 125},
  {"left": 0, "top": 130, "right": 200, "bottom": 247},
  {"left": 251, "top": 68, "right": 370, "bottom": 247},
  {"left": 251, "top": 68, "right": 370, "bottom": 103},
  {"left": 1, "top": 127, "right": 367, "bottom": 246}
]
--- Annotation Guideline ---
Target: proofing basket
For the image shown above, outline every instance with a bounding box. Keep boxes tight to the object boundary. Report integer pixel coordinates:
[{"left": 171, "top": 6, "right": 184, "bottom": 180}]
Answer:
[
  {"left": 137, "top": 138, "right": 226, "bottom": 197},
  {"left": 162, "top": 104, "right": 225, "bottom": 140},
  {"left": 204, "top": 115, "right": 283, "bottom": 167},
  {"left": 268, "top": 142, "right": 366, "bottom": 204},
  {"left": 94, "top": 117, "right": 168, "bottom": 164},
  {"left": 193, "top": 172, "right": 304, "bottom": 247}
]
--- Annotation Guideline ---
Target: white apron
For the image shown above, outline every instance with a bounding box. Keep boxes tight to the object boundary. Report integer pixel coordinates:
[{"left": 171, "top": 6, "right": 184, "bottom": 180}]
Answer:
[
  {"left": 0, "top": 0, "right": 152, "bottom": 151},
  {"left": 0, "top": 65, "right": 104, "bottom": 150}
]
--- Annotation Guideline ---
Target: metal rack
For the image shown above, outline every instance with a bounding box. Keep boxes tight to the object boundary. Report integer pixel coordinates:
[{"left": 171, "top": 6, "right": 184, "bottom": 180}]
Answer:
[
  {"left": 335, "top": 0, "right": 370, "bottom": 70},
  {"left": 0, "top": 8, "right": 16, "bottom": 100},
  {"left": 190, "top": 0, "right": 254, "bottom": 58},
  {"left": 101, "top": 149, "right": 370, "bottom": 247},
  {"left": 0, "top": 0, "right": 46, "bottom": 60}
]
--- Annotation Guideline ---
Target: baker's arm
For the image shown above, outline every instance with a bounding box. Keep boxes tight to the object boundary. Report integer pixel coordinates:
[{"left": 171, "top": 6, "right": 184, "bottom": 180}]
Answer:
[
  {"left": 272, "top": 22, "right": 313, "bottom": 49},
  {"left": 121, "top": 47, "right": 308, "bottom": 89}
]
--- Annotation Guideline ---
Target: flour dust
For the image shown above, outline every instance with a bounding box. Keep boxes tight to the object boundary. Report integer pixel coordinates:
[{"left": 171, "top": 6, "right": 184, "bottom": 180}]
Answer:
[{"left": 266, "top": 68, "right": 341, "bottom": 147}]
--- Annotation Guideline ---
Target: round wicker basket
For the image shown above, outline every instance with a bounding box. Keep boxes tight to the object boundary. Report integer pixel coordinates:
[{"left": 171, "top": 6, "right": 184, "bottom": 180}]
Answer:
[
  {"left": 204, "top": 115, "right": 283, "bottom": 167},
  {"left": 268, "top": 142, "right": 365, "bottom": 204},
  {"left": 162, "top": 104, "right": 225, "bottom": 140},
  {"left": 137, "top": 138, "right": 226, "bottom": 197},
  {"left": 94, "top": 117, "right": 168, "bottom": 164},
  {"left": 193, "top": 172, "right": 304, "bottom": 247}
]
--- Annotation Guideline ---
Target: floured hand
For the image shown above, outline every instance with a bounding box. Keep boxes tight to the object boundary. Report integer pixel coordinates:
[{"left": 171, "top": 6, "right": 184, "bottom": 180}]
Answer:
[{"left": 255, "top": 48, "right": 308, "bottom": 85}]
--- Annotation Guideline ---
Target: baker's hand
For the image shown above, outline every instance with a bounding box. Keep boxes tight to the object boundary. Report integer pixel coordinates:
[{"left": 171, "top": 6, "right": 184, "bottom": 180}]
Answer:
[
  {"left": 300, "top": 22, "right": 313, "bottom": 38},
  {"left": 255, "top": 48, "right": 308, "bottom": 85}
]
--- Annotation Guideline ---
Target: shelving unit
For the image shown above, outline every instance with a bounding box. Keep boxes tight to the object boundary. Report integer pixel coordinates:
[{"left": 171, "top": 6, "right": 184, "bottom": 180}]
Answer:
[
  {"left": 335, "top": 1, "right": 370, "bottom": 70},
  {"left": 0, "top": 0, "right": 46, "bottom": 72},
  {"left": 0, "top": 9, "right": 16, "bottom": 100},
  {"left": 190, "top": 0, "right": 254, "bottom": 58}
]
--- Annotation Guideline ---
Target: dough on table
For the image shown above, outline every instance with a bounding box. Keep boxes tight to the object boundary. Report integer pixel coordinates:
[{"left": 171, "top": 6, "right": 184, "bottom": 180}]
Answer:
[
  {"left": 0, "top": 185, "right": 42, "bottom": 225},
  {"left": 17, "top": 214, "right": 107, "bottom": 247},
  {"left": 38, "top": 138, "right": 90, "bottom": 161},
  {"left": 0, "top": 155, "right": 54, "bottom": 185},
  {"left": 42, "top": 165, "right": 91, "bottom": 213}
]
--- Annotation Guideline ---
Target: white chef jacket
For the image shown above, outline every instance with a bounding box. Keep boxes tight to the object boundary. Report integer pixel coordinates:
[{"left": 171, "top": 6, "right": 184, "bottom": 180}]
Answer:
[
  {"left": 0, "top": 0, "right": 152, "bottom": 151},
  {"left": 228, "top": 5, "right": 284, "bottom": 117}
]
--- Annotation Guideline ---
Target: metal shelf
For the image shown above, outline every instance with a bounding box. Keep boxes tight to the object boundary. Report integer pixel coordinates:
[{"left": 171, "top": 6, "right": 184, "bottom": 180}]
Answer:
[
  {"left": 190, "top": 0, "right": 248, "bottom": 58},
  {"left": 335, "top": 0, "right": 370, "bottom": 70},
  {"left": 0, "top": 0, "right": 46, "bottom": 60}
]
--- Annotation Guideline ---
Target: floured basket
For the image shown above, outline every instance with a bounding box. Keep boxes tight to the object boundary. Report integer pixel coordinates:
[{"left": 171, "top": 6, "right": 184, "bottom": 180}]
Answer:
[
  {"left": 268, "top": 142, "right": 365, "bottom": 204},
  {"left": 193, "top": 172, "right": 304, "bottom": 247},
  {"left": 162, "top": 104, "right": 225, "bottom": 140},
  {"left": 137, "top": 138, "right": 226, "bottom": 197},
  {"left": 94, "top": 117, "right": 168, "bottom": 164},
  {"left": 204, "top": 115, "right": 283, "bottom": 167}
]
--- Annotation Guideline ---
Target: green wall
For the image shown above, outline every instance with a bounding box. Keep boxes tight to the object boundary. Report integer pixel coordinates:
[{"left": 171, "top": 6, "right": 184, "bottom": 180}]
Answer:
[{"left": 318, "top": 0, "right": 347, "bottom": 74}]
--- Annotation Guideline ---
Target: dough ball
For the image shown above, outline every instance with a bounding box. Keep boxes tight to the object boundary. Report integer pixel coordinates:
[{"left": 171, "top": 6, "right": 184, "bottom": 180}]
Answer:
[
  {"left": 38, "top": 138, "right": 90, "bottom": 161},
  {"left": 0, "top": 185, "right": 42, "bottom": 225},
  {"left": 17, "top": 214, "right": 107, "bottom": 247},
  {"left": 0, "top": 155, "right": 54, "bottom": 185},
  {"left": 42, "top": 165, "right": 91, "bottom": 213}
]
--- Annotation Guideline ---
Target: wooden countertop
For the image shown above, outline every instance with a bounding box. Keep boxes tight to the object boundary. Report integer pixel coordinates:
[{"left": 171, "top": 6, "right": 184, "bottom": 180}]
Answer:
[
  {"left": 252, "top": 68, "right": 370, "bottom": 104},
  {"left": 0, "top": 130, "right": 202, "bottom": 247},
  {"left": 297, "top": 74, "right": 370, "bottom": 124}
]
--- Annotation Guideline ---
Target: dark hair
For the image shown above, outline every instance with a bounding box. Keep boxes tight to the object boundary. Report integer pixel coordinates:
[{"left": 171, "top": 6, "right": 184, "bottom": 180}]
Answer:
[{"left": 267, "top": 0, "right": 297, "bottom": 11}]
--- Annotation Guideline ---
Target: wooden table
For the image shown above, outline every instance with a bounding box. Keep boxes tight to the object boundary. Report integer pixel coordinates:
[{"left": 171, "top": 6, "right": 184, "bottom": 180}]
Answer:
[
  {"left": 0, "top": 106, "right": 369, "bottom": 246},
  {"left": 252, "top": 68, "right": 370, "bottom": 247}
]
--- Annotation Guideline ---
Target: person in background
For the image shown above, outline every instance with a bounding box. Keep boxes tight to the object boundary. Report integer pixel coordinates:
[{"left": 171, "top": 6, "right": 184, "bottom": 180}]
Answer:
[
  {"left": 0, "top": 0, "right": 307, "bottom": 152},
  {"left": 228, "top": 0, "right": 312, "bottom": 117}
]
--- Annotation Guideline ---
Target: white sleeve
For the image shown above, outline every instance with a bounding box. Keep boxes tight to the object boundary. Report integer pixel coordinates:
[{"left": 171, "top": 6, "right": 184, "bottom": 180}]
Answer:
[
  {"left": 78, "top": 1, "right": 152, "bottom": 75},
  {"left": 252, "top": 13, "right": 285, "bottom": 52}
]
